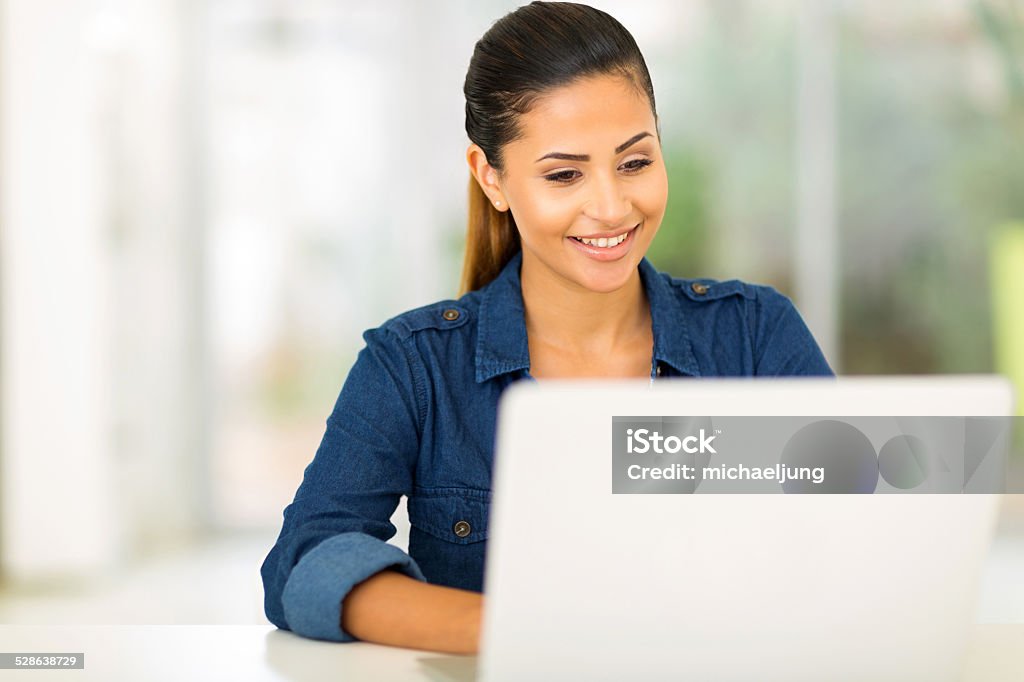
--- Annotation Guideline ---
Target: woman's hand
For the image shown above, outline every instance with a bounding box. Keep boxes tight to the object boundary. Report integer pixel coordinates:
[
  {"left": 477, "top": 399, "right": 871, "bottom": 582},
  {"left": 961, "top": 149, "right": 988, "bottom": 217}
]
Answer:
[{"left": 342, "top": 569, "right": 484, "bottom": 655}]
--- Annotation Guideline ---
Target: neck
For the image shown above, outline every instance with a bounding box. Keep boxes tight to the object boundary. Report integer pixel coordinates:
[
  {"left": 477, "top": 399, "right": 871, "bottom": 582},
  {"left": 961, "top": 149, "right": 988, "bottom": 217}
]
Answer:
[{"left": 519, "top": 252, "right": 650, "bottom": 356}]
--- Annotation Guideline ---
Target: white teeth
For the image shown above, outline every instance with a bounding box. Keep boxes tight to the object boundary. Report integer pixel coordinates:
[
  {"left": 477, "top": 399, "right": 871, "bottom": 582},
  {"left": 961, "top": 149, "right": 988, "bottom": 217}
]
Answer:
[{"left": 577, "top": 231, "right": 630, "bottom": 247}]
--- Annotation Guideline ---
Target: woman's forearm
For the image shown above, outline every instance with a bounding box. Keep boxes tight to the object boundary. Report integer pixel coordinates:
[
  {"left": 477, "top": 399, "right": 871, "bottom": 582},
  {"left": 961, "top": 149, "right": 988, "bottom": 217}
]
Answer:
[{"left": 341, "top": 569, "right": 483, "bottom": 654}]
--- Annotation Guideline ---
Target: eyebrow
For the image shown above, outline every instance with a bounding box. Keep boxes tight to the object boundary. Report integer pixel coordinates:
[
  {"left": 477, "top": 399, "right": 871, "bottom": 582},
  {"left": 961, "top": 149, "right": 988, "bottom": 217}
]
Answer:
[{"left": 533, "top": 131, "right": 653, "bottom": 163}]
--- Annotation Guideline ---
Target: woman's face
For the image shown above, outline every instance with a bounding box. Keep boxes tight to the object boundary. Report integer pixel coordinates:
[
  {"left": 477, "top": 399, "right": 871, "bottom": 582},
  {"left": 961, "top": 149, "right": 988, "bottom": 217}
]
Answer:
[{"left": 482, "top": 74, "right": 668, "bottom": 294}]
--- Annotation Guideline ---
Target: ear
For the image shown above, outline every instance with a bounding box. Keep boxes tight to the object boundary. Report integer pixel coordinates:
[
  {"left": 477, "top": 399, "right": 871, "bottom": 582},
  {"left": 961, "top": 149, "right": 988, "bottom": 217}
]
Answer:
[{"left": 466, "top": 143, "right": 508, "bottom": 211}]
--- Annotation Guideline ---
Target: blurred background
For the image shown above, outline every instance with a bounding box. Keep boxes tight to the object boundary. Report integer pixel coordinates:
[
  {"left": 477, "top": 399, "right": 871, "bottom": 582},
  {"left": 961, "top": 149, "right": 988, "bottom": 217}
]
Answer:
[{"left": 1, "top": 0, "right": 1022, "bottom": 625}]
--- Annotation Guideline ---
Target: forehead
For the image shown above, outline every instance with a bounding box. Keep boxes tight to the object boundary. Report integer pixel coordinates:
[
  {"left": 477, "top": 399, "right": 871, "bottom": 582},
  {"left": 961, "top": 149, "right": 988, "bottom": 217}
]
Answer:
[{"left": 513, "top": 75, "right": 654, "bottom": 154}]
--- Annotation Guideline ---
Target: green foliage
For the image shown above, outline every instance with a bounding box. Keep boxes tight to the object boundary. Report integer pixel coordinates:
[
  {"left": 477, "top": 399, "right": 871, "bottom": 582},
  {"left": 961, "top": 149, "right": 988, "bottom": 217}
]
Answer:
[
  {"left": 959, "top": 1, "right": 1024, "bottom": 231},
  {"left": 973, "top": 0, "right": 1024, "bottom": 104},
  {"left": 645, "top": 147, "right": 712, "bottom": 278},
  {"left": 835, "top": 4, "right": 1022, "bottom": 374}
]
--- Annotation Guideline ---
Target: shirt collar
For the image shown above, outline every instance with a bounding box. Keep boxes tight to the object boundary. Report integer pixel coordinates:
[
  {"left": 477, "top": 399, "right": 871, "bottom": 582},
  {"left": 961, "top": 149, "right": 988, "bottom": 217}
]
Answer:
[{"left": 474, "top": 250, "right": 700, "bottom": 383}]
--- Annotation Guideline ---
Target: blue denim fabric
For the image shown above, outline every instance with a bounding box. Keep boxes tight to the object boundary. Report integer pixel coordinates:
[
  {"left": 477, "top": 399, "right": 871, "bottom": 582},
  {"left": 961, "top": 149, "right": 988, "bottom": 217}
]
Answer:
[{"left": 260, "top": 250, "right": 834, "bottom": 641}]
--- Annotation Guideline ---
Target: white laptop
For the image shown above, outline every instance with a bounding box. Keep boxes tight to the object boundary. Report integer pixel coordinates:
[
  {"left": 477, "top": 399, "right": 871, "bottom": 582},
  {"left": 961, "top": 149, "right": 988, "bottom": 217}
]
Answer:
[{"left": 421, "top": 376, "right": 1015, "bottom": 682}]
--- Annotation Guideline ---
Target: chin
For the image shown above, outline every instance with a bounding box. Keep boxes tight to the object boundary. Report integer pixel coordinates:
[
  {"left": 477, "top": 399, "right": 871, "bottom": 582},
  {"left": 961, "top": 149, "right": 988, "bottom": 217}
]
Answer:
[{"left": 573, "top": 259, "right": 639, "bottom": 294}]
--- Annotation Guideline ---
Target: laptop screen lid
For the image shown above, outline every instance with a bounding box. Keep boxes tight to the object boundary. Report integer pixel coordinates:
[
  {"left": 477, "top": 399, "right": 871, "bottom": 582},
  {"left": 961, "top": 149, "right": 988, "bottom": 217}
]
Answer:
[{"left": 478, "top": 376, "right": 1014, "bottom": 682}]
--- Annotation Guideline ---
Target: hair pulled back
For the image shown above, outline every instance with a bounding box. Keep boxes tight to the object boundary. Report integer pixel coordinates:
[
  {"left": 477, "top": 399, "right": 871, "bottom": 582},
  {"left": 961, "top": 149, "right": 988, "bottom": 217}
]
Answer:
[{"left": 460, "top": 1, "right": 658, "bottom": 294}]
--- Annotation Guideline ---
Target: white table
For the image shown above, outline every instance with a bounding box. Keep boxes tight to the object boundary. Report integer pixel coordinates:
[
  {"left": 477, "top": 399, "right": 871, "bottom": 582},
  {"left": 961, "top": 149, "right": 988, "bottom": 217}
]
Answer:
[{"left": 1, "top": 624, "right": 1021, "bottom": 681}]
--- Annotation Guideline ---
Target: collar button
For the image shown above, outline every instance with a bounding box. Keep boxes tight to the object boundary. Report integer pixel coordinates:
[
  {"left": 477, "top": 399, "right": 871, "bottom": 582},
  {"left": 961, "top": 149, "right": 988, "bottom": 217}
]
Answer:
[{"left": 690, "top": 282, "right": 709, "bottom": 295}]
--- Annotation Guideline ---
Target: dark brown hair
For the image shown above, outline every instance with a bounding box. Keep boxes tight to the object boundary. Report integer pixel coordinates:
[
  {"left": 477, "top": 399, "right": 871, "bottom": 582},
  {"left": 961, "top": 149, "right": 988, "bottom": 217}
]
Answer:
[{"left": 459, "top": 1, "right": 659, "bottom": 294}]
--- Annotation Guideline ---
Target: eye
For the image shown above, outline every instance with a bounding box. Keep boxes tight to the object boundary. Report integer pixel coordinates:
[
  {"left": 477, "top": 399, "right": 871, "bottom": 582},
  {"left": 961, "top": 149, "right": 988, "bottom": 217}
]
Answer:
[
  {"left": 543, "top": 169, "right": 581, "bottom": 184},
  {"left": 621, "top": 158, "right": 654, "bottom": 173},
  {"left": 542, "top": 158, "right": 654, "bottom": 185}
]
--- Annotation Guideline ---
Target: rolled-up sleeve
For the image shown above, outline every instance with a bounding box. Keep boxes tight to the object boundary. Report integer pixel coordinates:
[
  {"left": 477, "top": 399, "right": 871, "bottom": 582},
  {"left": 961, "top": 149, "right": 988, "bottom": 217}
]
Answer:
[
  {"left": 260, "top": 325, "right": 427, "bottom": 642},
  {"left": 751, "top": 287, "right": 835, "bottom": 377}
]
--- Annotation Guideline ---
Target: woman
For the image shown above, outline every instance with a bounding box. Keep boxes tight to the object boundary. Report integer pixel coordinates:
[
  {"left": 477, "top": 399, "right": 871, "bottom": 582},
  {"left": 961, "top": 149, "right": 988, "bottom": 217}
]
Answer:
[{"left": 261, "top": 1, "right": 832, "bottom": 655}]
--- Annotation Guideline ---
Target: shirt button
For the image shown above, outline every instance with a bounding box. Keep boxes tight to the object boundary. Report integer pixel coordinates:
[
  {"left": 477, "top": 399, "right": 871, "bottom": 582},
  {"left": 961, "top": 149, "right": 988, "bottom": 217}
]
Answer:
[
  {"left": 690, "top": 282, "right": 708, "bottom": 295},
  {"left": 656, "top": 364, "right": 663, "bottom": 377},
  {"left": 442, "top": 308, "right": 460, "bottom": 321},
  {"left": 453, "top": 520, "right": 471, "bottom": 538}
]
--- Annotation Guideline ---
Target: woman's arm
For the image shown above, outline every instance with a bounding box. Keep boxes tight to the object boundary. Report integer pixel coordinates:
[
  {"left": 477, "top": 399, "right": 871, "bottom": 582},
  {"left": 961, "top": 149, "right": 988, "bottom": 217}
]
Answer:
[
  {"left": 262, "top": 326, "right": 435, "bottom": 643},
  {"left": 342, "top": 569, "right": 483, "bottom": 654}
]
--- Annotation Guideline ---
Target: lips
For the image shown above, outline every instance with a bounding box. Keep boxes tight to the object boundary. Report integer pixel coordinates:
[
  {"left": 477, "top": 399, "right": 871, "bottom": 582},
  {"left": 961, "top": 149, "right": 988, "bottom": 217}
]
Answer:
[
  {"left": 566, "top": 223, "right": 640, "bottom": 262},
  {"left": 571, "top": 232, "right": 628, "bottom": 248},
  {"left": 572, "top": 224, "right": 638, "bottom": 241}
]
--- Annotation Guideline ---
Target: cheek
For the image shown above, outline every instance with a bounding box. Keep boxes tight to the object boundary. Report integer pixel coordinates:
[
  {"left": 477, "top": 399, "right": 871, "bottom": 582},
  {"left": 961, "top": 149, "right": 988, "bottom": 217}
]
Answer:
[
  {"left": 515, "top": 192, "right": 578, "bottom": 237},
  {"left": 637, "top": 168, "right": 669, "bottom": 219}
]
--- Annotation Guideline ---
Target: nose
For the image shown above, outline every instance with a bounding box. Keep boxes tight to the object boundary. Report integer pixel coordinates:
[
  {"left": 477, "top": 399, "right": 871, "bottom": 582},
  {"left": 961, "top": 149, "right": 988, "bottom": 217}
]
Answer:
[{"left": 582, "top": 170, "right": 632, "bottom": 227}]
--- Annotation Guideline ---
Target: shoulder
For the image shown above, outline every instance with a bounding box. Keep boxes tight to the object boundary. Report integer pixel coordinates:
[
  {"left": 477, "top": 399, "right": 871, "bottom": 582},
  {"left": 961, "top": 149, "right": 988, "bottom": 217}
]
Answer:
[
  {"left": 657, "top": 270, "right": 807, "bottom": 339},
  {"left": 657, "top": 270, "right": 809, "bottom": 337},
  {"left": 657, "top": 273, "right": 831, "bottom": 376},
  {"left": 650, "top": 267, "right": 831, "bottom": 375},
  {"left": 370, "top": 290, "right": 484, "bottom": 343},
  {"left": 655, "top": 270, "right": 790, "bottom": 310}
]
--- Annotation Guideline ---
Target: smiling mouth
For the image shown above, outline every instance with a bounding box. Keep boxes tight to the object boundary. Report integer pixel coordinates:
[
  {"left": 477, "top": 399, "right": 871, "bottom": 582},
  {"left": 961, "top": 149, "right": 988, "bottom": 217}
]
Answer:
[{"left": 569, "top": 223, "right": 639, "bottom": 248}]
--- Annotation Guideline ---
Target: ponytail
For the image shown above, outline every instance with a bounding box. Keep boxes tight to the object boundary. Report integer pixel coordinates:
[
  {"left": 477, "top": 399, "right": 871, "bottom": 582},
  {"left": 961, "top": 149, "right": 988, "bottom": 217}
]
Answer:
[{"left": 459, "top": 175, "right": 521, "bottom": 295}]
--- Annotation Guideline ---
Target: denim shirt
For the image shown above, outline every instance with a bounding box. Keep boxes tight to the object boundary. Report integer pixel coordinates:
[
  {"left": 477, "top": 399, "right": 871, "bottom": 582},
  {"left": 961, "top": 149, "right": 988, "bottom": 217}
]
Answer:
[{"left": 260, "top": 250, "right": 833, "bottom": 642}]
